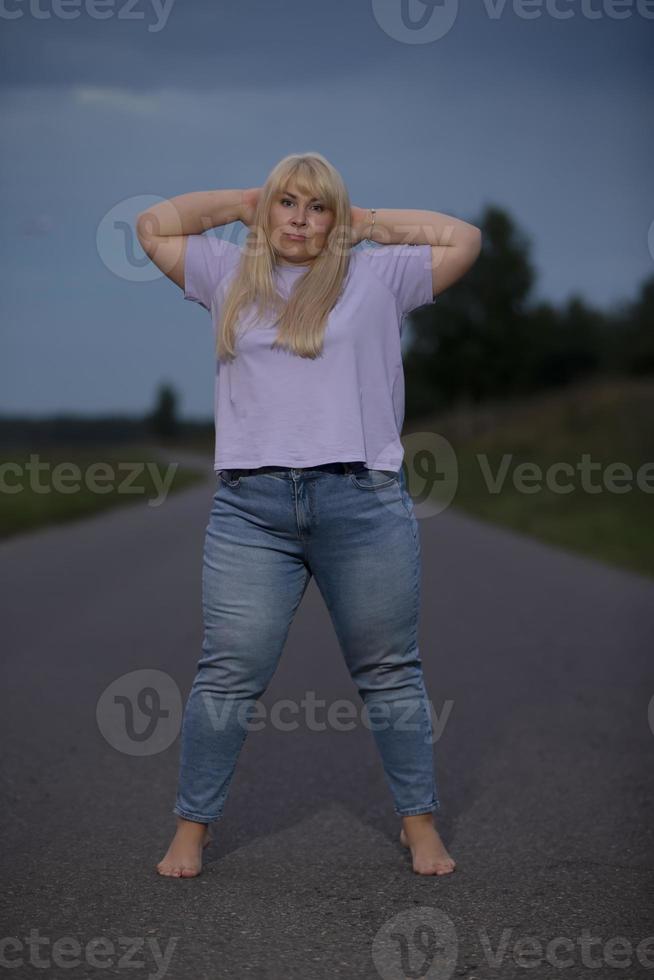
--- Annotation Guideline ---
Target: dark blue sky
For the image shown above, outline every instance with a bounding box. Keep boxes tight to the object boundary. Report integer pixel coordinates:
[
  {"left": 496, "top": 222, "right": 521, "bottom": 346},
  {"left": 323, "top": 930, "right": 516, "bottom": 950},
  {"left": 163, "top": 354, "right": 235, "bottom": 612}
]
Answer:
[{"left": 1, "top": 0, "right": 652, "bottom": 418}]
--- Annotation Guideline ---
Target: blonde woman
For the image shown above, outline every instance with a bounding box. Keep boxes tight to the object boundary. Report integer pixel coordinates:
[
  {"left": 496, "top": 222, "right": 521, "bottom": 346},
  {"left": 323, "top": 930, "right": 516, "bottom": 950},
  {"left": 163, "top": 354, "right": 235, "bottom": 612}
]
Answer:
[{"left": 136, "top": 152, "right": 481, "bottom": 879}]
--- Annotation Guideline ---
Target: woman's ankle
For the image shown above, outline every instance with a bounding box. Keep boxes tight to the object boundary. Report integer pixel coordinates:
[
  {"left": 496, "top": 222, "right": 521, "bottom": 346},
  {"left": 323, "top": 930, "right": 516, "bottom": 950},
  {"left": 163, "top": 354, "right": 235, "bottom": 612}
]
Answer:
[{"left": 176, "top": 816, "right": 208, "bottom": 831}]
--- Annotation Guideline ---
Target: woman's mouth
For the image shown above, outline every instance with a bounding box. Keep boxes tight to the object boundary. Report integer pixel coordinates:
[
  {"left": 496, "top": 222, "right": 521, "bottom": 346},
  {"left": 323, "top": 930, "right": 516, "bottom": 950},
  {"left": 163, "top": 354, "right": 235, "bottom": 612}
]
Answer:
[{"left": 284, "top": 234, "right": 306, "bottom": 241}]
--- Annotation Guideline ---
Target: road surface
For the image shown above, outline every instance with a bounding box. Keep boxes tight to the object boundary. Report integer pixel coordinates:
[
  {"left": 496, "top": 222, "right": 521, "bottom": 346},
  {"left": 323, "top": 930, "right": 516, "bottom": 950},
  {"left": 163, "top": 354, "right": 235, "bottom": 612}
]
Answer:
[{"left": 1, "top": 447, "right": 653, "bottom": 979}]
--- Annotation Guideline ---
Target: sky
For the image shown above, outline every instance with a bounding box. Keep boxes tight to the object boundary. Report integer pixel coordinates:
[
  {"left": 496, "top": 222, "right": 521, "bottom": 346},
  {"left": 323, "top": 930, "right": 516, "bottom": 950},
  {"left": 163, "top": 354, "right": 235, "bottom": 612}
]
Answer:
[{"left": 1, "top": 0, "right": 652, "bottom": 419}]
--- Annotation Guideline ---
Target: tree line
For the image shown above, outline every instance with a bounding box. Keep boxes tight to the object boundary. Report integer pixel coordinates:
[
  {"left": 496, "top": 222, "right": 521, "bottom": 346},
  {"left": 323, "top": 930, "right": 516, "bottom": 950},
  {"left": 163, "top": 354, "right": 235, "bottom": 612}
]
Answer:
[{"left": 404, "top": 204, "right": 654, "bottom": 419}]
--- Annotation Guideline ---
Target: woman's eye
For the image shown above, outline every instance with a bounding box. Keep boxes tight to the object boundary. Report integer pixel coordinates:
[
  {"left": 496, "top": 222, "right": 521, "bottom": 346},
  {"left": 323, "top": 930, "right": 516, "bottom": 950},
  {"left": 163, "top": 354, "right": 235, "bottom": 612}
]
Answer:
[{"left": 280, "top": 198, "right": 323, "bottom": 211}]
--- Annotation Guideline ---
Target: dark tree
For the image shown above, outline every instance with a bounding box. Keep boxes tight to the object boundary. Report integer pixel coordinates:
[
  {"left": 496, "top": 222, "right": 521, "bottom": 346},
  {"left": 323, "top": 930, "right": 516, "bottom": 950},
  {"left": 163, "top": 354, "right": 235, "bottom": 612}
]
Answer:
[
  {"left": 605, "top": 274, "right": 654, "bottom": 376},
  {"left": 147, "top": 382, "right": 179, "bottom": 440},
  {"left": 402, "top": 203, "right": 644, "bottom": 421}
]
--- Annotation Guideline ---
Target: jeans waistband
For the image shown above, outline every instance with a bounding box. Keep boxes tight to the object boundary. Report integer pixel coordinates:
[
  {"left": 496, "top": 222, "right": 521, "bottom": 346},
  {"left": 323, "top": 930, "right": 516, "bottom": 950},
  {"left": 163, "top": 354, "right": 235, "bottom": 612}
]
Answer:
[{"left": 221, "top": 461, "right": 366, "bottom": 479}]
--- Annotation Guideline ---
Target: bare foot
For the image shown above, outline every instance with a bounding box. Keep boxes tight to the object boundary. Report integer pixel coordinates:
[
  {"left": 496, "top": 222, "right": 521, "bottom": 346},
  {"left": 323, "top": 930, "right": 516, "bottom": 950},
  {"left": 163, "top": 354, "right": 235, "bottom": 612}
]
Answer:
[
  {"left": 399, "top": 814, "right": 456, "bottom": 876},
  {"left": 155, "top": 817, "right": 213, "bottom": 878}
]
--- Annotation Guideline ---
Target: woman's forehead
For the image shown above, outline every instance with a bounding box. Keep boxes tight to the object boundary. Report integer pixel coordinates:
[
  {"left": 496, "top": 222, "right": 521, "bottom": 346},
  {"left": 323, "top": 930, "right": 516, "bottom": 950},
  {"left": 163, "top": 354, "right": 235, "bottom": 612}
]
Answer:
[{"left": 279, "top": 185, "right": 322, "bottom": 201}]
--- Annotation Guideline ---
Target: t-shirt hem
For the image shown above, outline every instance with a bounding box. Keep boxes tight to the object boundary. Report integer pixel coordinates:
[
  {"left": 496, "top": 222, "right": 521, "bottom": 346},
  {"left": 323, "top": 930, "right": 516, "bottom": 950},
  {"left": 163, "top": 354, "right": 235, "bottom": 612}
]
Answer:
[{"left": 213, "top": 456, "right": 402, "bottom": 471}]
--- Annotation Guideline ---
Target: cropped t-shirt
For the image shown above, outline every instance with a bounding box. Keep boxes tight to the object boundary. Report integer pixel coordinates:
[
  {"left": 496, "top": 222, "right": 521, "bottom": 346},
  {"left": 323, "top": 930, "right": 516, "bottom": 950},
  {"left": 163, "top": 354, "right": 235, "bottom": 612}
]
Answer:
[{"left": 183, "top": 232, "right": 435, "bottom": 472}]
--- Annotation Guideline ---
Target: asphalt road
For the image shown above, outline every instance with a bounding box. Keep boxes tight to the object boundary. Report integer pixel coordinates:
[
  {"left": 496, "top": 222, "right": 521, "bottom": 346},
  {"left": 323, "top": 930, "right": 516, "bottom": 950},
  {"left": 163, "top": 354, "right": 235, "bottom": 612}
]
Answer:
[{"left": 1, "top": 447, "right": 653, "bottom": 980}]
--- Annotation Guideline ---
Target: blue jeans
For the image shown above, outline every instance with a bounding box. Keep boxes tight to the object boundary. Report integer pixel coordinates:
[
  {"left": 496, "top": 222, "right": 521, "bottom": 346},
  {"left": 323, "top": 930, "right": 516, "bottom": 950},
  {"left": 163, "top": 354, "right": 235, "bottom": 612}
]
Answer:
[{"left": 172, "top": 461, "right": 440, "bottom": 823}]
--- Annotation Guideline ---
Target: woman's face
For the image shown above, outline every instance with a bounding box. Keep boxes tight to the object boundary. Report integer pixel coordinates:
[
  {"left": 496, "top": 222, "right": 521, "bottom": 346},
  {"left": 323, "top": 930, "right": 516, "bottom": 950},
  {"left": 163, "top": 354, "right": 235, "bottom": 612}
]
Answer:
[{"left": 268, "top": 180, "right": 335, "bottom": 267}]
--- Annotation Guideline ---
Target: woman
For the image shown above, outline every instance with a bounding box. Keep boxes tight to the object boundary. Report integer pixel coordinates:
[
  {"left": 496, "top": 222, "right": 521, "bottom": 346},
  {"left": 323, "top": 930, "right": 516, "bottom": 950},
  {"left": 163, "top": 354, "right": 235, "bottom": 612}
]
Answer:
[{"left": 136, "top": 152, "right": 482, "bottom": 879}]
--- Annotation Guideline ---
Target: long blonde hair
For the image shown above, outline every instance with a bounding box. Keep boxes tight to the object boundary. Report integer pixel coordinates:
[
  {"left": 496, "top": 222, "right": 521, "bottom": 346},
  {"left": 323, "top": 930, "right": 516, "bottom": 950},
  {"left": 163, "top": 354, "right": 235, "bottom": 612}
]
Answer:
[{"left": 216, "top": 152, "right": 353, "bottom": 362}]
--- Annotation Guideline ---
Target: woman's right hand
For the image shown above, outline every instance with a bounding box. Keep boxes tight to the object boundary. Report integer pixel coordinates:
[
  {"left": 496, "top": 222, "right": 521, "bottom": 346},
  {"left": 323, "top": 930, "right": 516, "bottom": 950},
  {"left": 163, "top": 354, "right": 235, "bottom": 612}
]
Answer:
[{"left": 240, "top": 187, "right": 261, "bottom": 229}]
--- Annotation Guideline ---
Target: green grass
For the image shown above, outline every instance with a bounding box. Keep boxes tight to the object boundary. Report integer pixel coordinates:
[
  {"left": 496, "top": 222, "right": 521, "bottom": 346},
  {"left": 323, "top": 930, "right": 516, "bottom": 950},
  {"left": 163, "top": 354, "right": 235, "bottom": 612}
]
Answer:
[
  {"left": 5, "top": 378, "right": 652, "bottom": 577},
  {"left": 0, "top": 443, "right": 209, "bottom": 540},
  {"left": 406, "top": 376, "right": 654, "bottom": 579}
]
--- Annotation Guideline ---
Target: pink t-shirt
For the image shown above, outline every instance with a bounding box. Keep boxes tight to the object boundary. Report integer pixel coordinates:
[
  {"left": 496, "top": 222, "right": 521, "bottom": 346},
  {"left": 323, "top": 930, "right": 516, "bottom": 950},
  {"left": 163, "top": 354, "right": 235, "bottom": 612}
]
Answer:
[{"left": 183, "top": 232, "right": 435, "bottom": 472}]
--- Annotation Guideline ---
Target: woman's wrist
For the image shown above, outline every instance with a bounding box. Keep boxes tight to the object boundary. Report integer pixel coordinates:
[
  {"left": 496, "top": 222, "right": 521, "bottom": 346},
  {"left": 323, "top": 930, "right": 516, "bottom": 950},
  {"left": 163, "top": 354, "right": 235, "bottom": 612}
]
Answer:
[
  {"left": 351, "top": 206, "right": 376, "bottom": 245},
  {"left": 240, "top": 187, "right": 261, "bottom": 227}
]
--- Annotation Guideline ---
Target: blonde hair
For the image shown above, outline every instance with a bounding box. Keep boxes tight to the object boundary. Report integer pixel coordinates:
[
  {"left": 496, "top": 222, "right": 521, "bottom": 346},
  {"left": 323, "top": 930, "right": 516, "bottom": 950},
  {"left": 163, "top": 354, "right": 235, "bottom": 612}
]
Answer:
[{"left": 216, "top": 152, "right": 353, "bottom": 362}]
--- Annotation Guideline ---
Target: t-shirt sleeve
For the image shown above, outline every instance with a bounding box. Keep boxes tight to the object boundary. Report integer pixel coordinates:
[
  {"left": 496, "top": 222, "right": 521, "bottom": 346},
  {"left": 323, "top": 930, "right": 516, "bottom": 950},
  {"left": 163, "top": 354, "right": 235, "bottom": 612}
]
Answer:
[
  {"left": 184, "top": 233, "right": 242, "bottom": 312},
  {"left": 360, "top": 243, "right": 435, "bottom": 316}
]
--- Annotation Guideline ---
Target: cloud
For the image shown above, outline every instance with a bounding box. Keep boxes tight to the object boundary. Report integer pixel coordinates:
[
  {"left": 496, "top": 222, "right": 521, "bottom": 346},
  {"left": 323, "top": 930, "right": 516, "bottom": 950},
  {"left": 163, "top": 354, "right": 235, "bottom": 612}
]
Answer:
[{"left": 72, "top": 85, "right": 161, "bottom": 115}]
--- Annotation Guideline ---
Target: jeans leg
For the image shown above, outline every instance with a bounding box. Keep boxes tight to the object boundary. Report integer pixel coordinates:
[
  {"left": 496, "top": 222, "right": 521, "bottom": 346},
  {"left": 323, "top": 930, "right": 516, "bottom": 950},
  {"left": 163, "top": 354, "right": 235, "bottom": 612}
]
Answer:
[
  {"left": 173, "top": 478, "right": 311, "bottom": 824},
  {"left": 307, "top": 471, "right": 440, "bottom": 817}
]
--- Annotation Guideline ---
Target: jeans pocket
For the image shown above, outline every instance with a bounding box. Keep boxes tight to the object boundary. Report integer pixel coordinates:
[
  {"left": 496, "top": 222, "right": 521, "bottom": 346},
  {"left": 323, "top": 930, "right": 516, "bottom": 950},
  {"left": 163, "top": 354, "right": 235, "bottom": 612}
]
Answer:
[
  {"left": 398, "top": 483, "right": 419, "bottom": 542},
  {"left": 218, "top": 470, "right": 241, "bottom": 489},
  {"left": 349, "top": 467, "right": 399, "bottom": 491}
]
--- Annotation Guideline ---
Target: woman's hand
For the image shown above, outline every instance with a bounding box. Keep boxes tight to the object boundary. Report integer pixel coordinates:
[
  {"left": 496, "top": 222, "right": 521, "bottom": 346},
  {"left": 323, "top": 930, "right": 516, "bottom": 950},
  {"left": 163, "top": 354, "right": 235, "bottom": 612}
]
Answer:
[{"left": 240, "top": 187, "right": 261, "bottom": 229}]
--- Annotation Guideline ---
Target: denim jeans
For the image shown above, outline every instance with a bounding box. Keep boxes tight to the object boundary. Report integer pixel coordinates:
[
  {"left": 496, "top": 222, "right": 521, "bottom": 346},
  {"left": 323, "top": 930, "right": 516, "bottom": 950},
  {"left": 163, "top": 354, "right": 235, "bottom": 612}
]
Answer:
[{"left": 172, "top": 461, "right": 440, "bottom": 824}]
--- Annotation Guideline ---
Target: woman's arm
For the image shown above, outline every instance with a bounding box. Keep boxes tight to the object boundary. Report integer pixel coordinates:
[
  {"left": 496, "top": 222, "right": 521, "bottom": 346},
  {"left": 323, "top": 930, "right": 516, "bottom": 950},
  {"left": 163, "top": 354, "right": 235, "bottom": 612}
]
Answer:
[
  {"left": 135, "top": 189, "right": 250, "bottom": 290},
  {"left": 354, "top": 206, "right": 478, "bottom": 248},
  {"left": 352, "top": 205, "right": 482, "bottom": 298}
]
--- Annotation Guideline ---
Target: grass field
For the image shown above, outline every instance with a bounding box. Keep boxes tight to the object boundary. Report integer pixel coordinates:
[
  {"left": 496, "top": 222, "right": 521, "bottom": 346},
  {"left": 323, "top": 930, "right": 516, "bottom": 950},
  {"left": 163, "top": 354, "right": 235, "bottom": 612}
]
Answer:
[
  {"left": 3, "top": 376, "right": 652, "bottom": 578},
  {"left": 0, "top": 443, "right": 208, "bottom": 540},
  {"left": 407, "top": 376, "right": 654, "bottom": 579}
]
